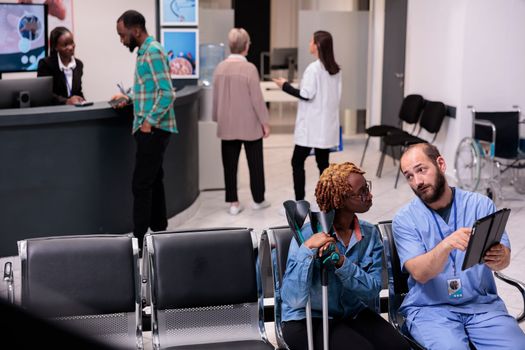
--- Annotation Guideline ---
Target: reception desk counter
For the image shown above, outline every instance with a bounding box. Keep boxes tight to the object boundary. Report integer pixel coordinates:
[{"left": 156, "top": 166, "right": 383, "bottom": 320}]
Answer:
[{"left": 0, "top": 86, "right": 200, "bottom": 256}]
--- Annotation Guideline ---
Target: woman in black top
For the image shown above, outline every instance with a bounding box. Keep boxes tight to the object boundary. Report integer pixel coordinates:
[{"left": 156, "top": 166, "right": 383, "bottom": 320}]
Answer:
[{"left": 37, "top": 26, "right": 85, "bottom": 105}]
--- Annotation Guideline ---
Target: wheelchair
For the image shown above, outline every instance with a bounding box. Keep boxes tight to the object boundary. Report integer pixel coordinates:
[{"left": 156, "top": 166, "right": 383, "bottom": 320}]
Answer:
[{"left": 454, "top": 106, "right": 525, "bottom": 203}]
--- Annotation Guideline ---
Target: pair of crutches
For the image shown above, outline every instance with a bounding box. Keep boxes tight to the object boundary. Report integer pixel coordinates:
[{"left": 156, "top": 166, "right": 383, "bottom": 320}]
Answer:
[{"left": 283, "top": 200, "right": 339, "bottom": 350}]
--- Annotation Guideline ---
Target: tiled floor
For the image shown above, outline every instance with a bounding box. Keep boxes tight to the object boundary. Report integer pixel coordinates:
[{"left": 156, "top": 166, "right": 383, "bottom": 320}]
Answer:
[{"left": 2, "top": 120, "right": 525, "bottom": 348}]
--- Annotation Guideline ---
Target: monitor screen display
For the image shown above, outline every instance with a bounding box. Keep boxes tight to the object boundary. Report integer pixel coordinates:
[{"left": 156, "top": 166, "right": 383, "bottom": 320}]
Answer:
[
  {"left": 0, "top": 76, "right": 53, "bottom": 108},
  {"left": 0, "top": 3, "right": 48, "bottom": 73},
  {"left": 271, "top": 47, "right": 298, "bottom": 69}
]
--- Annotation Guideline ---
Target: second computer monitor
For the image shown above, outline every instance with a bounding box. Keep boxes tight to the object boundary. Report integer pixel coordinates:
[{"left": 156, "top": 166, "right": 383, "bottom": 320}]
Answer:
[
  {"left": 0, "top": 76, "right": 53, "bottom": 109},
  {"left": 270, "top": 47, "right": 298, "bottom": 70}
]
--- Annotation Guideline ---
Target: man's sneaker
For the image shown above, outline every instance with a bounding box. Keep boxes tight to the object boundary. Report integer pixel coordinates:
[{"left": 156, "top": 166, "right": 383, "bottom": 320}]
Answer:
[
  {"left": 251, "top": 200, "right": 271, "bottom": 210},
  {"left": 229, "top": 204, "right": 244, "bottom": 215}
]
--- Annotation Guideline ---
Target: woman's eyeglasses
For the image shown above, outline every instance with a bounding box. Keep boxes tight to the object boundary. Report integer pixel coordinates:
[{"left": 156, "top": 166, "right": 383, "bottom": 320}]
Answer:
[{"left": 348, "top": 180, "right": 372, "bottom": 202}]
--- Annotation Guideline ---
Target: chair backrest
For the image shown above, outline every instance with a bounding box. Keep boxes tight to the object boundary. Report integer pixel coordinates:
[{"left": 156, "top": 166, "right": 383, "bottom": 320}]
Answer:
[
  {"left": 474, "top": 110, "right": 520, "bottom": 159},
  {"left": 419, "top": 100, "right": 446, "bottom": 136},
  {"left": 140, "top": 227, "right": 247, "bottom": 308},
  {"left": 18, "top": 234, "right": 142, "bottom": 349},
  {"left": 399, "top": 94, "right": 425, "bottom": 125},
  {"left": 146, "top": 228, "right": 270, "bottom": 349},
  {"left": 376, "top": 221, "right": 410, "bottom": 330},
  {"left": 264, "top": 226, "right": 294, "bottom": 350}
]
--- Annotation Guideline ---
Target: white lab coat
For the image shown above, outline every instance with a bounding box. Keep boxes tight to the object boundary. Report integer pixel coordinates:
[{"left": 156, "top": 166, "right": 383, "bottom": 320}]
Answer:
[{"left": 294, "top": 60, "right": 342, "bottom": 149}]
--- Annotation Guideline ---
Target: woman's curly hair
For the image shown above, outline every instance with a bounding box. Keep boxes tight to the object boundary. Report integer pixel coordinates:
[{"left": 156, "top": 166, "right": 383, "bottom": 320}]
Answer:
[{"left": 315, "top": 162, "right": 365, "bottom": 212}]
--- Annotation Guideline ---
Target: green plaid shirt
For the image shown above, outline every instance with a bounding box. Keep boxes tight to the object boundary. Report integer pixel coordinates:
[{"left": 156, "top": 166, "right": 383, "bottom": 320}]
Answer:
[{"left": 129, "top": 36, "right": 177, "bottom": 134}]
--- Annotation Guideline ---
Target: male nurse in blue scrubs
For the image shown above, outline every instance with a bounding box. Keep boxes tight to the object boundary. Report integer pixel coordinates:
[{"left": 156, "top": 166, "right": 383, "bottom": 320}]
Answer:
[{"left": 393, "top": 143, "right": 525, "bottom": 350}]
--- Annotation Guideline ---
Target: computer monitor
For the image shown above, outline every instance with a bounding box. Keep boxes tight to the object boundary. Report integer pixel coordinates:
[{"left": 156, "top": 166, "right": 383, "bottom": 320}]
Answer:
[
  {"left": 0, "top": 3, "right": 48, "bottom": 74},
  {"left": 270, "top": 47, "right": 298, "bottom": 70},
  {"left": 271, "top": 47, "right": 297, "bottom": 82},
  {"left": 0, "top": 76, "right": 53, "bottom": 108}
]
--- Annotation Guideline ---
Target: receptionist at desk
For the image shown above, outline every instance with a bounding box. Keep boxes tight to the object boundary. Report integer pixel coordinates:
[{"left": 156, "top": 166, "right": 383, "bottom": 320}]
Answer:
[{"left": 37, "top": 26, "right": 85, "bottom": 105}]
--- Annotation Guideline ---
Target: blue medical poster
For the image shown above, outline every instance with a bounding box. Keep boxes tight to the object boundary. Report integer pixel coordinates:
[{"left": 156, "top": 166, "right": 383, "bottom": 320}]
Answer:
[{"left": 161, "top": 29, "right": 199, "bottom": 79}]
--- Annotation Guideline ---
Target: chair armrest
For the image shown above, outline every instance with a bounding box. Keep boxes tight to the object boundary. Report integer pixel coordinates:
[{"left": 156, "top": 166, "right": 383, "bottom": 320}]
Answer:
[
  {"left": 494, "top": 271, "right": 525, "bottom": 323},
  {"left": 403, "top": 334, "right": 425, "bottom": 350},
  {"left": 3, "top": 262, "right": 14, "bottom": 304},
  {"left": 474, "top": 119, "right": 497, "bottom": 144}
]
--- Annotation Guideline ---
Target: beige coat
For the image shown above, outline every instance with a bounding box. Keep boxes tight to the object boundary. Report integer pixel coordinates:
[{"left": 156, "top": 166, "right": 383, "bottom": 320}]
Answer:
[{"left": 212, "top": 55, "right": 269, "bottom": 140}]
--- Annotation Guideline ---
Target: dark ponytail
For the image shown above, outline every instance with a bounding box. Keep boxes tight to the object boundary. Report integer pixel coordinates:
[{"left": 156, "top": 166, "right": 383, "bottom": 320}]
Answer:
[{"left": 314, "top": 30, "right": 340, "bottom": 75}]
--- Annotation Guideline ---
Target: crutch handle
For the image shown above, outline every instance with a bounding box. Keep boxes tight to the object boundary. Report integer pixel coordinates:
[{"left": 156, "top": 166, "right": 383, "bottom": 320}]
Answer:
[{"left": 322, "top": 251, "right": 340, "bottom": 265}]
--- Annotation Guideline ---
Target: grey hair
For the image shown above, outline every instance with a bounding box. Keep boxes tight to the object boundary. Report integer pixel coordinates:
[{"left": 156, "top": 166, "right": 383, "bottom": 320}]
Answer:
[{"left": 228, "top": 28, "right": 250, "bottom": 54}]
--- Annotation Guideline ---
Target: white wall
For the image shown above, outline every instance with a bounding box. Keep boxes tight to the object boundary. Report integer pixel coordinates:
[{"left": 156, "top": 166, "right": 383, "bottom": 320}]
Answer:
[
  {"left": 298, "top": 11, "right": 369, "bottom": 110},
  {"left": 366, "top": 0, "right": 385, "bottom": 129},
  {"left": 271, "top": 0, "right": 299, "bottom": 48},
  {"left": 461, "top": 1, "right": 525, "bottom": 111},
  {"left": 404, "top": 0, "right": 467, "bottom": 163},
  {"left": 74, "top": 0, "right": 155, "bottom": 102},
  {"left": 404, "top": 0, "right": 525, "bottom": 167},
  {"left": 270, "top": 0, "right": 358, "bottom": 50}
]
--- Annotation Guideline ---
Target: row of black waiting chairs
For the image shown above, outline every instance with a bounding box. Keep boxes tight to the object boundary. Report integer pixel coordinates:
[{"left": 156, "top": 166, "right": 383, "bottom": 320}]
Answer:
[
  {"left": 3, "top": 227, "right": 525, "bottom": 349},
  {"left": 4, "top": 229, "right": 273, "bottom": 350},
  {"left": 360, "top": 94, "right": 447, "bottom": 188}
]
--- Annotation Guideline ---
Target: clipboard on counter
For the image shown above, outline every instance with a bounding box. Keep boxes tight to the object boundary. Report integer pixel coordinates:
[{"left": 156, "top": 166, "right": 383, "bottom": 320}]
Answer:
[{"left": 461, "top": 208, "right": 511, "bottom": 270}]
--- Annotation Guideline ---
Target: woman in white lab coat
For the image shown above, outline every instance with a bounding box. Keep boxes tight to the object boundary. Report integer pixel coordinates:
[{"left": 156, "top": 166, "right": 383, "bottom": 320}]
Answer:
[{"left": 274, "top": 30, "right": 342, "bottom": 200}]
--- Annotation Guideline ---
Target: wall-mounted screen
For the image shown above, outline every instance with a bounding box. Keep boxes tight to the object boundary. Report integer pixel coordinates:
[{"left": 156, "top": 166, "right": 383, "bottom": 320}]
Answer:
[
  {"left": 0, "top": 3, "right": 48, "bottom": 74},
  {"left": 160, "top": 0, "right": 198, "bottom": 26},
  {"left": 161, "top": 28, "right": 199, "bottom": 79}
]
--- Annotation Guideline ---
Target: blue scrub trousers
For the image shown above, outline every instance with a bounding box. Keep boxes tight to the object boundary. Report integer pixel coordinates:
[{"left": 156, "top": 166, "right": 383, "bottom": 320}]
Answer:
[{"left": 406, "top": 306, "right": 525, "bottom": 350}]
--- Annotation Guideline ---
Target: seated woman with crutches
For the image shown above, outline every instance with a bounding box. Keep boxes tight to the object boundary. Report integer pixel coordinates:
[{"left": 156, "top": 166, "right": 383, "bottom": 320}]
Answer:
[{"left": 281, "top": 162, "right": 409, "bottom": 350}]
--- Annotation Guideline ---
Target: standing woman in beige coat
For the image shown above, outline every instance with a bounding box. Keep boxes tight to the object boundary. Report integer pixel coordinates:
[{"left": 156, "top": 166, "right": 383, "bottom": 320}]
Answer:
[{"left": 212, "top": 28, "right": 271, "bottom": 215}]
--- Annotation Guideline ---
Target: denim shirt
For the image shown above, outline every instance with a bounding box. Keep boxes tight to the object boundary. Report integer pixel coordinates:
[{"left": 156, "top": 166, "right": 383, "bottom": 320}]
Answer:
[{"left": 281, "top": 219, "right": 383, "bottom": 321}]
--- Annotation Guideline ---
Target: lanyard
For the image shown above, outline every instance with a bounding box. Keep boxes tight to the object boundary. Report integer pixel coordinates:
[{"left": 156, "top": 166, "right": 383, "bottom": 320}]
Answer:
[{"left": 430, "top": 197, "right": 458, "bottom": 275}]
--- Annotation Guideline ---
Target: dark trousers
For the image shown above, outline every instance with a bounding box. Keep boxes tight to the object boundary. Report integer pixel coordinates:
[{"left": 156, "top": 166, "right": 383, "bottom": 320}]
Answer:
[
  {"left": 132, "top": 128, "right": 171, "bottom": 249},
  {"left": 282, "top": 308, "right": 410, "bottom": 350},
  {"left": 291, "top": 145, "right": 330, "bottom": 200},
  {"left": 221, "top": 139, "right": 265, "bottom": 203}
]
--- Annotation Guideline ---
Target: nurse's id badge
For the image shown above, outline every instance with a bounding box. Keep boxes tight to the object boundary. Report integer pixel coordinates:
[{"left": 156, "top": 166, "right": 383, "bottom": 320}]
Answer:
[{"left": 447, "top": 278, "right": 463, "bottom": 298}]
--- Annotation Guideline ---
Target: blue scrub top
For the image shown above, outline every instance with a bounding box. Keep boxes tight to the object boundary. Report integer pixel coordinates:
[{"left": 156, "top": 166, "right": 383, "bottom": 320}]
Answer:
[
  {"left": 281, "top": 219, "right": 383, "bottom": 321},
  {"left": 393, "top": 188, "right": 510, "bottom": 317}
]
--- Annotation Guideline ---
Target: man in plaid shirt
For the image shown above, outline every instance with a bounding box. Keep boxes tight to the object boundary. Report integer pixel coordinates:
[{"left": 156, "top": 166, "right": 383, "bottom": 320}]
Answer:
[{"left": 111, "top": 10, "right": 177, "bottom": 251}]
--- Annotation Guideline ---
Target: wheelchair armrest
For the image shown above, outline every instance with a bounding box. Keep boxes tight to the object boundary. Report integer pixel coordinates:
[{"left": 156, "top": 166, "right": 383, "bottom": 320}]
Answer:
[
  {"left": 3, "top": 261, "right": 14, "bottom": 304},
  {"left": 494, "top": 271, "right": 525, "bottom": 323},
  {"left": 474, "top": 119, "right": 497, "bottom": 145}
]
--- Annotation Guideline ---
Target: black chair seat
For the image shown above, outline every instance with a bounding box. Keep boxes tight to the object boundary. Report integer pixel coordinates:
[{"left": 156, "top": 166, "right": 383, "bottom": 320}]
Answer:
[
  {"left": 366, "top": 125, "right": 400, "bottom": 137},
  {"left": 384, "top": 132, "right": 425, "bottom": 147},
  {"left": 170, "top": 340, "right": 275, "bottom": 350}
]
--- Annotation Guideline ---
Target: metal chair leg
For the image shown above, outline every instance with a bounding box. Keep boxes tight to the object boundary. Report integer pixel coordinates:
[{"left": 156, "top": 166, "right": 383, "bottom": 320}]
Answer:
[
  {"left": 392, "top": 145, "right": 397, "bottom": 166},
  {"left": 395, "top": 165, "right": 402, "bottom": 189},
  {"left": 376, "top": 143, "right": 388, "bottom": 178},
  {"left": 360, "top": 136, "right": 371, "bottom": 167},
  {"left": 394, "top": 146, "right": 405, "bottom": 189}
]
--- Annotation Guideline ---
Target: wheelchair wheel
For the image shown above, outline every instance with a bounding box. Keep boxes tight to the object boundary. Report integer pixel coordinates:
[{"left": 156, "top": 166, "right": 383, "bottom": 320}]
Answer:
[{"left": 455, "top": 137, "right": 481, "bottom": 191}]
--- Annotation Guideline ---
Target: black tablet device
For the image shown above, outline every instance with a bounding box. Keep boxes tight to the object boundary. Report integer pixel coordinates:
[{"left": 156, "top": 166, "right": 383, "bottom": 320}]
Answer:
[{"left": 461, "top": 208, "right": 511, "bottom": 270}]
